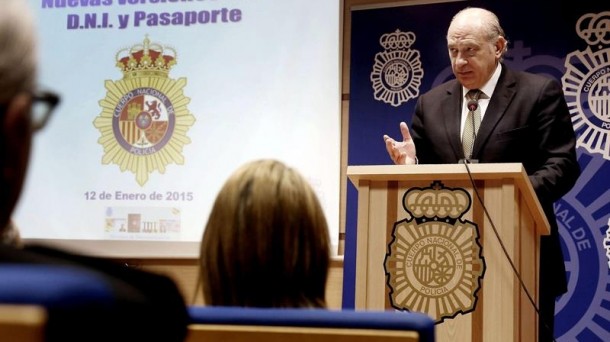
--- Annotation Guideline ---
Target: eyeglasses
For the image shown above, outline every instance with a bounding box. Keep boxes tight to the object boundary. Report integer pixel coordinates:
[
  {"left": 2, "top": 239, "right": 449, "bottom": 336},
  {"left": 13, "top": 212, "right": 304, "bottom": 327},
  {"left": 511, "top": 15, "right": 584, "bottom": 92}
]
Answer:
[{"left": 31, "top": 90, "right": 60, "bottom": 131}]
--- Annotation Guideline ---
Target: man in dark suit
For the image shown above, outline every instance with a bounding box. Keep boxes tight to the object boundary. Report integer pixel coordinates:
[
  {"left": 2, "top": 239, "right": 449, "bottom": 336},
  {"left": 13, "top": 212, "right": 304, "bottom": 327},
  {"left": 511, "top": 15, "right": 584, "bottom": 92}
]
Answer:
[
  {"left": 383, "top": 7, "right": 580, "bottom": 342},
  {"left": 0, "top": 1, "right": 188, "bottom": 341}
]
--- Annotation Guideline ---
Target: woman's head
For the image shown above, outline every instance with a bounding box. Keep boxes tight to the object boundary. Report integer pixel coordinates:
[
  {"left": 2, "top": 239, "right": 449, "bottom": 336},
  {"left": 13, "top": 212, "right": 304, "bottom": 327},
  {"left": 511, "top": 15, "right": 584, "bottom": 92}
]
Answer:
[{"left": 199, "top": 159, "right": 331, "bottom": 308}]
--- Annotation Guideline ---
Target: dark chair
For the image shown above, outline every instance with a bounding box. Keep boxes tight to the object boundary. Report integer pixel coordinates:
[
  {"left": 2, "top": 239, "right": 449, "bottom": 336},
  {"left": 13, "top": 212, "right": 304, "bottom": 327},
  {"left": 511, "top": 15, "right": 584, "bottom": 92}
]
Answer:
[
  {"left": 0, "top": 264, "right": 114, "bottom": 342},
  {"left": 187, "top": 306, "right": 435, "bottom": 342}
]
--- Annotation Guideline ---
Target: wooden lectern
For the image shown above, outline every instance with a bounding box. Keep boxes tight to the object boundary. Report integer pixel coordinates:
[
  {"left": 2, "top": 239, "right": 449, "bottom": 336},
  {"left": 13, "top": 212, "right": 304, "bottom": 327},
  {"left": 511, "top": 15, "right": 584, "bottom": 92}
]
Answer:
[{"left": 347, "top": 163, "right": 549, "bottom": 342}]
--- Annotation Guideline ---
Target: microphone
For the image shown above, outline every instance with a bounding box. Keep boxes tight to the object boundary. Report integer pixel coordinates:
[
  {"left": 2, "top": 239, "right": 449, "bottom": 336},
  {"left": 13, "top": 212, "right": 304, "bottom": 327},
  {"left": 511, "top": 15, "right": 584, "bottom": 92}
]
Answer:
[{"left": 467, "top": 99, "right": 478, "bottom": 112}]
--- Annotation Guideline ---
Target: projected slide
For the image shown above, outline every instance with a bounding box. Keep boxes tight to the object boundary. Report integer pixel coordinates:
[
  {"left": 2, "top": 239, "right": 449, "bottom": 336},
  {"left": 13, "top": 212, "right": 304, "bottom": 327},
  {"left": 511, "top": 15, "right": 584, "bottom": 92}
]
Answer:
[{"left": 16, "top": 0, "right": 341, "bottom": 257}]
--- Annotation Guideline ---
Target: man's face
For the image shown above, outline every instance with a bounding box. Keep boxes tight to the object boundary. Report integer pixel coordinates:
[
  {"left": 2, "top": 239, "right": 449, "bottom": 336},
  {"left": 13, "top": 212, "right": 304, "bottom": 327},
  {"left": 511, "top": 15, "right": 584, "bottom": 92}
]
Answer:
[{"left": 447, "top": 22, "right": 502, "bottom": 90}]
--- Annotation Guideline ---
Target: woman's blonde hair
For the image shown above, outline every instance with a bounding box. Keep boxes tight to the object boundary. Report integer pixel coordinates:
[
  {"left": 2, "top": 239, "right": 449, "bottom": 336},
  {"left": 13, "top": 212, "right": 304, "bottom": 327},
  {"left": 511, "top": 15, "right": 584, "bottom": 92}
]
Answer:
[{"left": 199, "top": 159, "right": 331, "bottom": 308}]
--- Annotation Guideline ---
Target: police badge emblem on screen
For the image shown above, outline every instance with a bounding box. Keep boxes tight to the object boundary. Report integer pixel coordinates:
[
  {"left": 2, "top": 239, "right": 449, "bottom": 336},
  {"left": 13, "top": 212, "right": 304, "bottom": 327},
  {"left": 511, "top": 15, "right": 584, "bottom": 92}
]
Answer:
[{"left": 93, "top": 36, "right": 196, "bottom": 186}]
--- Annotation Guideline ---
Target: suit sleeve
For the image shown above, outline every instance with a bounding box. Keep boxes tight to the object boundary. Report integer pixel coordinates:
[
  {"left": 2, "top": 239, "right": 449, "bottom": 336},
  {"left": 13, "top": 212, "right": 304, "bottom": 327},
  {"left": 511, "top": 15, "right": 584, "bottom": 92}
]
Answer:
[
  {"left": 527, "top": 78, "right": 580, "bottom": 205},
  {"left": 411, "top": 96, "right": 441, "bottom": 164}
]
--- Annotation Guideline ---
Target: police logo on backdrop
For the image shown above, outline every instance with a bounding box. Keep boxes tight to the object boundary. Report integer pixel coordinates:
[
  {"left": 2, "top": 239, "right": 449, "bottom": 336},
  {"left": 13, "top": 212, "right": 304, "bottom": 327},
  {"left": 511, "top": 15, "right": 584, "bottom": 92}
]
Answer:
[
  {"left": 556, "top": 11, "right": 610, "bottom": 340},
  {"left": 93, "top": 36, "right": 196, "bottom": 186},
  {"left": 384, "top": 181, "right": 485, "bottom": 323},
  {"left": 553, "top": 157, "right": 610, "bottom": 340},
  {"left": 370, "top": 29, "right": 424, "bottom": 107},
  {"left": 562, "top": 11, "right": 610, "bottom": 161}
]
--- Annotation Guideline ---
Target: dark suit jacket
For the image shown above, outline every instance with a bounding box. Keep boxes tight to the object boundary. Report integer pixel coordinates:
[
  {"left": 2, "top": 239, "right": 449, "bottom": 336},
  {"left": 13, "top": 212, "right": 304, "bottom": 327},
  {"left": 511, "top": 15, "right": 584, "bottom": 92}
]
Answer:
[{"left": 411, "top": 64, "right": 580, "bottom": 296}]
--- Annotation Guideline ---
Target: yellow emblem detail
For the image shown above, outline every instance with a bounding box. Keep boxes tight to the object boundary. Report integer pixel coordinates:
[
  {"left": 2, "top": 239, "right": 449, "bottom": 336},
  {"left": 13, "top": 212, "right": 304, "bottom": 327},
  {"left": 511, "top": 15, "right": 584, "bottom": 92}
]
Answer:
[{"left": 93, "top": 36, "right": 196, "bottom": 186}]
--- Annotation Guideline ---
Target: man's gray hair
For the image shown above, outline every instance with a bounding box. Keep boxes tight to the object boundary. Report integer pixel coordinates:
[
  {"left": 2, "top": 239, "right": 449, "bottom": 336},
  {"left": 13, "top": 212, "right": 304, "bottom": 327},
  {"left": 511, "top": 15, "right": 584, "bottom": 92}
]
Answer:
[
  {"left": 0, "top": 0, "right": 37, "bottom": 104},
  {"left": 450, "top": 7, "right": 509, "bottom": 58}
]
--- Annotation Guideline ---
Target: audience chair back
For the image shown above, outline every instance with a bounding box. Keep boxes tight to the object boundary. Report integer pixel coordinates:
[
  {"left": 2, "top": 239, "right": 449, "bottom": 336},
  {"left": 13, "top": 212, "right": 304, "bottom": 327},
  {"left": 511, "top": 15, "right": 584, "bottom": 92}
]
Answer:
[
  {"left": 187, "top": 306, "right": 436, "bottom": 342},
  {"left": 0, "top": 264, "right": 114, "bottom": 342},
  {"left": 0, "top": 304, "right": 45, "bottom": 341}
]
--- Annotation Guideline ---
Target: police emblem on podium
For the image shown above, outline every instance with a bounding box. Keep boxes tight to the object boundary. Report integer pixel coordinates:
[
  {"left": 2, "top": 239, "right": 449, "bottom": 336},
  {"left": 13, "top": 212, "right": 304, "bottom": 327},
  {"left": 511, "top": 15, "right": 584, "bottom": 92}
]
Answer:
[
  {"left": 384, "top": 181, "right": 486, "bottom": 322},
  {"left": 93, "top": 36, "right": 196, "bottom": 186}
]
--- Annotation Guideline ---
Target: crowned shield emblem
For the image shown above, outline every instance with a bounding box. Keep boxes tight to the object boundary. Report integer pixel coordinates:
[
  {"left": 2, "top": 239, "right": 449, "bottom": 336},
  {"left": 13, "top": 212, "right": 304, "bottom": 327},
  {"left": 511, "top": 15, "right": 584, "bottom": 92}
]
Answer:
[
  {"left": 561, "top": 12, "right": 610, "bottom": 161},
  {"left": 93, "top": 36, "right": 196, "bottom": 186},
  {"left": 384, "top": 181, "right": 486, "bottom": 323},
  {"left": 370, "top": 29, "right": 424, "bottom": 107}
]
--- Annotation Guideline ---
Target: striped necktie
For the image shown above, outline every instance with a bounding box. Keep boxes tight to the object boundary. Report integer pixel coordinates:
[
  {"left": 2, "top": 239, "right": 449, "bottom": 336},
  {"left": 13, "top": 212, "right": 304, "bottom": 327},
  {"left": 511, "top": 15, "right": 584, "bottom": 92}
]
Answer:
[{"left": 462, "top": 89, "right": 482, "bottom": 159}]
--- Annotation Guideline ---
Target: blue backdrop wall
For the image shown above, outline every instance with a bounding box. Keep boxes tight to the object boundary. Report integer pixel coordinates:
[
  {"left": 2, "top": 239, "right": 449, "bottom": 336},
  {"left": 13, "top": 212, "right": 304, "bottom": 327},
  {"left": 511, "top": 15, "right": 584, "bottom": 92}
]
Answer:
[{"left": 344, "top": 1, "right": 610, "bottom": 340}]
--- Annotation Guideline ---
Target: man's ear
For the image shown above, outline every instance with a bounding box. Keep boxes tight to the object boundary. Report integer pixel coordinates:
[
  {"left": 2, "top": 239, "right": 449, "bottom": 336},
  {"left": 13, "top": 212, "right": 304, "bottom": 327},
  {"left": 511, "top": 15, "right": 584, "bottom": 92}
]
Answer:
[
  {"left": 3, "top": 93, "right": 33, "bottom": 172},
  {"left": 495, "top": 36, "right": 507, "bottom": 55},
  {"left": 0, "top": 93, "right": 33, "bottom": 227},
  {"left": 3, "top": 93, "right": 32, "bottom": 134}
]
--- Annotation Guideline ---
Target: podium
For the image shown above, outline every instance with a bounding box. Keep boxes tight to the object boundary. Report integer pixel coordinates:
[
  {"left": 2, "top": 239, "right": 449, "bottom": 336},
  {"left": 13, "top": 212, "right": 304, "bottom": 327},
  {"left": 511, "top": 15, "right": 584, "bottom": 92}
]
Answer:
[{"left": 347, "top": 163, "right": 549, "bottom": 342}]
